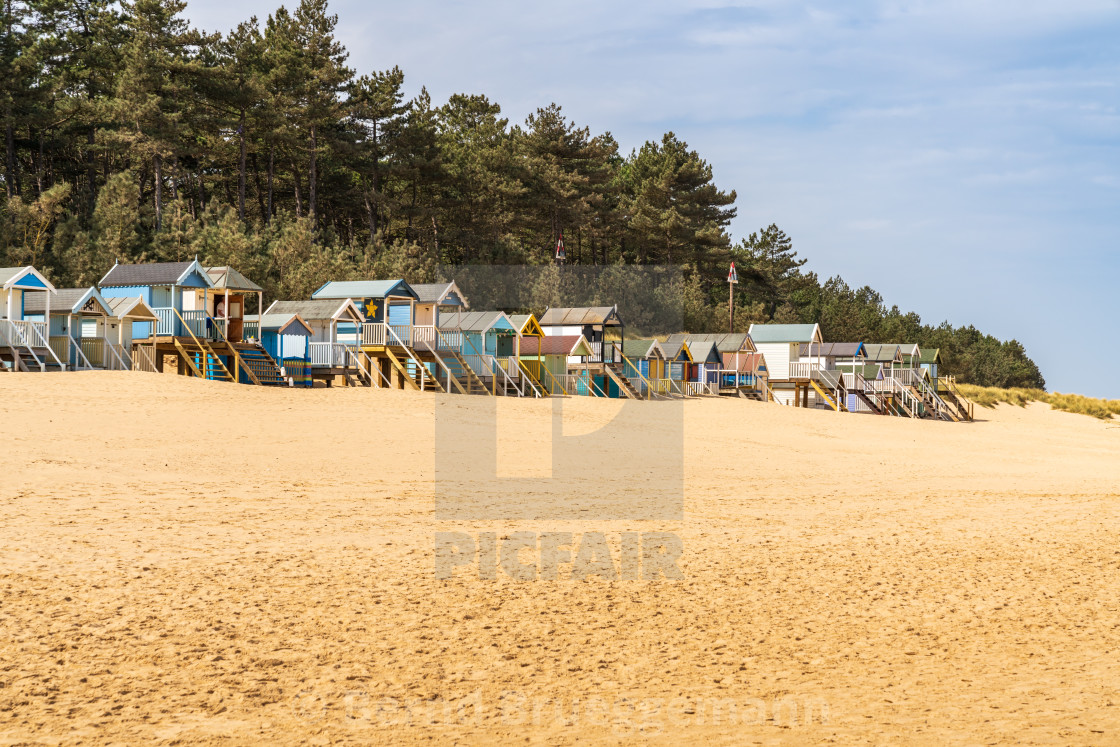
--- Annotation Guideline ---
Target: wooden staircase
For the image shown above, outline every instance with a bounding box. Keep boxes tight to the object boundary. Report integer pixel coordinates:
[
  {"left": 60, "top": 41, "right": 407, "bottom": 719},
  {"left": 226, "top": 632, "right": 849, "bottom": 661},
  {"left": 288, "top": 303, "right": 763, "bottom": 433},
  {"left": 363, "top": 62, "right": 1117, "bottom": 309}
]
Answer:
[
  {"left": 236, "top": 344, "right": 286, "bottom": 386},
  {"left": 809, "top": 378, "right": 847, "bottom": 412},
  {"left": 851, "top": 389, "right": 886, "bottom": 414},
  {"left": 811, "top": 371, "right": 848, "bottom": 412},
  {"left": 937, "top": 377, "right": 975, "bottom": 421},
  {"left": 384, "top": 347, "right": 444, "bottom": 392},
  {"left": 439, "top": 350, "right": 490, "bottom": 394},
  {"left": 605, "top": 362, "right": 643, "bottom": 399}
]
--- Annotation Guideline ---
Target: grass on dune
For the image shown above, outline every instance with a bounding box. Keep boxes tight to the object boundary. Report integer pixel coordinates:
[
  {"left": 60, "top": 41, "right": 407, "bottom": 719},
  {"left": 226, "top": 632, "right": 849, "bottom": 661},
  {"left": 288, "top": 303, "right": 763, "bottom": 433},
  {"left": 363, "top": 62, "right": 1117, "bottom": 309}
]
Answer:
[{"left": 957, "top": 384, "right": 1120, "bottom": 420}]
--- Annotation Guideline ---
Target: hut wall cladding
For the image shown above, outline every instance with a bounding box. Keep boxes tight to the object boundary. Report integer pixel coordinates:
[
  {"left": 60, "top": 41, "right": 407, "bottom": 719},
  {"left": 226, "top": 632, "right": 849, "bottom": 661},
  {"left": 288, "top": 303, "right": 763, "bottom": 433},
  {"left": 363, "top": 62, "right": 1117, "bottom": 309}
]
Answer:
[
  {"left": 387, "top": 301, "right": 412, "bottom": 327},
  {"left": 755, "top": 342, "right": 793, "bottom": 380},
  {"left": 281, "top": 334, "right": 307, "bottom": 360}
]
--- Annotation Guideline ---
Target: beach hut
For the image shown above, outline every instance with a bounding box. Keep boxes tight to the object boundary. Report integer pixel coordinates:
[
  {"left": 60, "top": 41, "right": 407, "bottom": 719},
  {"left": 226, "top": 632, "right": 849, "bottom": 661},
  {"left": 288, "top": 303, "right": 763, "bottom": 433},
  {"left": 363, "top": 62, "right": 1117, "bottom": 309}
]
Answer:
[
  {"left": 246, "top": 312, "right": 314, "bottom": 387},
  {"left": 1, "top": 265, "right": 64, "bottom": 371},
  {"left": 263, "top": 299, "right": 365, "bottom": 386},
  {"left": 205, "top": 266, "right": 264, "bottom": 344},
  {"left": 99, "top": 260, "right": 284, "bottom": 385},
  {"left": 863, "top": 344, "right": 904, "bottom": 371},
  {"left": 659, "top": 339, "right": 693, "bottom": 396},
  {"left": 509, "top": 314, "right": 555, "bottom": 394},
  {"left": 448, "top": 310, "right": 527, "bottom": 395},
  {"left": 540, "top": 306, "right": 624, "bottom": 364},
  {"left": 312, "top": 279, "right": 418, "bottom": 345},
  {"left": 522, "top": 334, "right": 594, "bottom": 395},
  {"left": 23, "top": 287, "right": 123, "bottom": 370},
  {"left": 311, "top": 279, "right": 448, "bottom": 390},
  {"left": 412, "top": 281, "right": 469, "bottom": 332},
  {"left": 748, "top": 323, "right": 824, "bottom": 407},
  {"left": 686, "top": 339, "right": 722, "bottom": 393},
  {"left": 895, "top": 343, "right": 921, "bottom": 369},
  {"left": 99, "top": 259, "right": 213, "bottom": 338},
  {"left": 105, "top": 296, "right": 160, "bottom": 372},
  {"left": 613, "top": 339, "right": 666, "bottom": 397},
  {"left": 918, "top": 347, "right": 940, "bottom": 382},
  {"left": 718, "top": 351, "right": 770, "bottom": 399}
]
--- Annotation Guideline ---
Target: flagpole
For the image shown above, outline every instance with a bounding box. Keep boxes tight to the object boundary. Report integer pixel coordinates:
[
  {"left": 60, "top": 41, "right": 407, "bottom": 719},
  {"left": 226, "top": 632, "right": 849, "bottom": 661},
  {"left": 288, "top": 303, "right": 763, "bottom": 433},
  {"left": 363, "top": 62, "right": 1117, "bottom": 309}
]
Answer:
[{"left": 727, "top": 262, "right": 738, "bottom": 333}]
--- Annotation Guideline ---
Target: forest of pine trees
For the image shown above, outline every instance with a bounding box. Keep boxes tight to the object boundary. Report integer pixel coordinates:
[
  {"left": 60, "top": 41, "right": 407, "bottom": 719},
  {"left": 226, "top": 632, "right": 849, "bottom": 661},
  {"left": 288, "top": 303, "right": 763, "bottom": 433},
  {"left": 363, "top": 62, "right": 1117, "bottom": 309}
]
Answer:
[{"left": 0, "top": 0, "right": 1044, "bottom": 388}]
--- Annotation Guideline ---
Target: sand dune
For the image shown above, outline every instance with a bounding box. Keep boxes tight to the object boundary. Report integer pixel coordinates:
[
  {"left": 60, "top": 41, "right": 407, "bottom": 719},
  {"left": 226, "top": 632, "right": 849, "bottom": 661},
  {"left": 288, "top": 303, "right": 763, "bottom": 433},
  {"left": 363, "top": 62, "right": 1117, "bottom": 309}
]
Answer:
[{"left": 2, "top": 372, "right": 1119, "bottom": 744}]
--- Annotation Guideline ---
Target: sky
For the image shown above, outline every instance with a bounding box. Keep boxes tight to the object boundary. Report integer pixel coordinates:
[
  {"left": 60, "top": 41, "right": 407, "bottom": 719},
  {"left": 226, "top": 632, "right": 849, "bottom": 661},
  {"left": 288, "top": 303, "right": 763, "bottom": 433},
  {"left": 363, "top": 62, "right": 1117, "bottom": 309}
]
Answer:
[{"left": 187, "top": 0, "right": 1120, "bottom": 396}]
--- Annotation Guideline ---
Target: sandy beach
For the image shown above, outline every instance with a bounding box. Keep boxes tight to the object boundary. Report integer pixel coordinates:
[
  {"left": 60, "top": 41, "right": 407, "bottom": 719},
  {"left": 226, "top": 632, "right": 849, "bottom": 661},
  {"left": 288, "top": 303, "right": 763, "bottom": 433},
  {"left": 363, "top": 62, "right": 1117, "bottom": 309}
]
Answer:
[{"left": 2, "top": 372, "right": 1119, "bottom": 744}]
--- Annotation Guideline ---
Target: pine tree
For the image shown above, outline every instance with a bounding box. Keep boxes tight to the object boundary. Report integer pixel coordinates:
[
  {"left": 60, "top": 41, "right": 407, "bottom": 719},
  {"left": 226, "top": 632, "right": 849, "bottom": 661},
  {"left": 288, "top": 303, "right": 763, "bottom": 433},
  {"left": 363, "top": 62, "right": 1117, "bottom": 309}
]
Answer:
[
  {"left": 348, "top": 66, "right": 407, "bottom": 241},
  {"left": 289, "top": 0, "right": 352, "bottom": 225},
  {"left": 110, "top": 0, "right": 213, "bottom": 229},
  {"left": 621, "top": 132, "right": 736, "bottom": 274}
]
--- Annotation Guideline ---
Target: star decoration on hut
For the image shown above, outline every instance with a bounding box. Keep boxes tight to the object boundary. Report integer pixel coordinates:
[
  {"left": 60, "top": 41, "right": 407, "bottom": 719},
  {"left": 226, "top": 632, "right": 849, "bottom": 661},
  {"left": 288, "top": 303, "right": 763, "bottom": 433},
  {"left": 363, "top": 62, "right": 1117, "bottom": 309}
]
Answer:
[{"left": 364, "top": 299, "right": 379, "bottom": 320}]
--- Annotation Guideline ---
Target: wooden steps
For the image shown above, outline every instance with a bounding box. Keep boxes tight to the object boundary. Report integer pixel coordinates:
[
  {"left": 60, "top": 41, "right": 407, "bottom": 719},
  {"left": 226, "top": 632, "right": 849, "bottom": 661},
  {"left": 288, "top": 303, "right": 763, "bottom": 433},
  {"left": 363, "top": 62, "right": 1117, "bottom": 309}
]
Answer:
[
  {"left": 604, "top": 363, "right": 642, "bottom": 399},
  {"left": 235, "top": 345, "right": 286, "bottom": 386}
]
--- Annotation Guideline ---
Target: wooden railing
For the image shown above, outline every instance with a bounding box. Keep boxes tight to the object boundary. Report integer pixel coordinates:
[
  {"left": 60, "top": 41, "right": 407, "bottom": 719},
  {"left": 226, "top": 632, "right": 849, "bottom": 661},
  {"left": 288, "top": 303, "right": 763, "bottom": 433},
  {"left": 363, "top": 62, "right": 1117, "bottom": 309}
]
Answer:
[
  {"left": 437, "top": 328, "right": 463, "bottom": 351},
  {"left": 5, "top": 319, "right": 48, "bottom": 348},
  {"left": 412, "top": 325, "right": 438, "bottom": 349},
  {"left": 462, "top": 354, "right": 487, "bottom": 378},
  {"left": 80, "top": 337, "right": 107, "bottom": 367},
  {"left": 495, "top": 355, "right": 520, "bottom": 378},
  {"left": 48, "top": 336, "right": 69, "bottom": 365},
  {"left": 361, "top": 322, "right": 386, "bottom": 345},
  {"left": 519, "top": 359, "right": 566, "bottom": 396},
  {"left": 589, "top": 341, "right": 619, "bottom": 364},
  {"left": 685, "top": 381, "right": 718, "bottom": 396},
  {"left": 133, "top": 343, "right": 157, "bottom": 372},
  {"left": 788, "top": 361, "right": 821, "bottom": 379},
  {"left": 557, "top": 372, "right": 605, "bottom": 397},
  {"left": 153, "top": 307, "right": 176, "bottom": 336},
  {"left": 308, "top": 342, "right": 352, "bottom": 367},
  {"left": 242, "top": 320, "right": 260, "bottom": 341},
  {"left": 150, "top": 308, "right": 227, "bottom": 341},
  {"left": 110, "top": 342, "right": 131, "bottom": 370},
  {"left": 388, "top": 324, "right": 411, "bottom": 345}
]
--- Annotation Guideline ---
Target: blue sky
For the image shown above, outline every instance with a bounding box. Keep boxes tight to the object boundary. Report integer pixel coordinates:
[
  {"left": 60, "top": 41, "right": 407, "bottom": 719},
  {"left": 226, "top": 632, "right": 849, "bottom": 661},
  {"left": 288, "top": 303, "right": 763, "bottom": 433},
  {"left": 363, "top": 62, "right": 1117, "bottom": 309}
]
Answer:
[{"left": 189, "top": 0, "right": 1120, "bottom": 396}]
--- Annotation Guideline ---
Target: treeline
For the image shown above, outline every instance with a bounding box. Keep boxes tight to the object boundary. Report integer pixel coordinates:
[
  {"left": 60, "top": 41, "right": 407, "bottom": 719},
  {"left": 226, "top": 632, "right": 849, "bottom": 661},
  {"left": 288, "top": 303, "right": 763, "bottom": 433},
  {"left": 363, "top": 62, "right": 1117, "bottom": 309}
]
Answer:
[{"left": 0, "top": 0, "right": 1044, "bottom": 388}]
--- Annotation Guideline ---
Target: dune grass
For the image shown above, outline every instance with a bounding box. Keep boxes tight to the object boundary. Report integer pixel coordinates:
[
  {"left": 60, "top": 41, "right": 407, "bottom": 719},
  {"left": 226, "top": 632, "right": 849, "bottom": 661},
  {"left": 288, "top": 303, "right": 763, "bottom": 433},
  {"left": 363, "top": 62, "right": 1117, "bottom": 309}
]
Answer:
[{"left": 957, "top": 384, "right": 1120, "bottom": 420}]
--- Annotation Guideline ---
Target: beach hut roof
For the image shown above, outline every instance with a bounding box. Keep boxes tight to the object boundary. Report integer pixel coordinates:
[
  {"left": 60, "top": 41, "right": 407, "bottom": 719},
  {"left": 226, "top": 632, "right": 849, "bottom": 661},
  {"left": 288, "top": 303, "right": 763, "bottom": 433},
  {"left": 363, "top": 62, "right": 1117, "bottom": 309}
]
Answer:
[
  {"left": 206, "top": 266, "right": 263, "bottom": 292},
  {"left": 862, "top": 344, "right": 903, "bottom": 363},
  {"left": 0, "top": 265, "right": 56, "bottom": 292},
  {"left": 539, "top": 306, "right": 623, "bottom": 327},
  {"left": 105, "top": 295, "right": 160, "bottom": 321},
  {"left": 748, "top": 323, "right": 822, "bottom": 344},
  {"left": 528, "top": 334, "right": 593, "bottom": 356},
  {"left": 99, "top": 259, "right": 214, "bottom": 289},
  {"left": 661, "top": 340, "right": 693, "bottom": 361},
  {"left": 312, "top": 279, "right": 418, "bottom": 301},
  {"left": 410, "top": 281, "right": 468, "bottom": 308},
  {"left": 621, "top": 339, "right": 665, "bottom": 359},
  {"left": 721, "top": 351, "right": 767, "bottom": 372},
  {"left": 797, "top": 342, "right": 865, "bottom": 358},
  {"left": 246, "top": 312, "right": 313, "bottom": 336},
  {"left": 687, "top": 340, "right": 721, "bottom": 364},
  {"left": 664, "top": 332, "right": 757, "bottom": 353},
  {"left": 509, "top": 314, "right": 544, "bottom": 337},
  {"left": 265, "top": 299, "right": 363, "bottom": 323},
  {"left": 918, "top": 347, "right": 941, "bottom": 365},
  {"left": 23, "top": 287, "right": 112, "bottom": 315},
  {"left": 895, "top": 342, "right": 921, "bottom": 358},
  {"left": 447, "top": 310, "right": 516, "bottom": 333}
]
